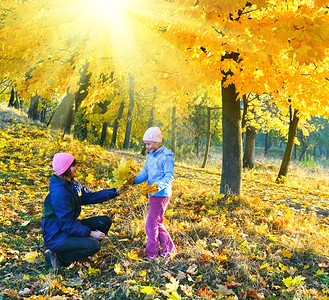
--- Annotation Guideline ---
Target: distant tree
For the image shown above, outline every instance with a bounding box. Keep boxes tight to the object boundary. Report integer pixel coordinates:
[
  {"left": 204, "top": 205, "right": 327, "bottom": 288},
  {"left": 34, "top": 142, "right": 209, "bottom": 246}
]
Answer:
[
  {"left": 111, "top": 100, "right": 125, "bottom": 148},
  {"left": 123, "top": 74, "right": 135, "bottom": 150}
]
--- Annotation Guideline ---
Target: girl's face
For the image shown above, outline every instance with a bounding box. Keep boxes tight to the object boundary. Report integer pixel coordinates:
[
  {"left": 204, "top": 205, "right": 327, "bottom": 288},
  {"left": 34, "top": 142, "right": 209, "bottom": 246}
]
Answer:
[{"left": 144, "top": 141, "right": 161, "bottom": 153}]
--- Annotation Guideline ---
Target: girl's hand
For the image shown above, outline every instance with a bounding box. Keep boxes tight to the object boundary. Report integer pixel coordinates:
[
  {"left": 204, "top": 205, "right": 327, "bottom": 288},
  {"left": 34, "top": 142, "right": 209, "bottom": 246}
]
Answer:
[{"left": 90, "top": 230, "right": 105, "bottom": 240}]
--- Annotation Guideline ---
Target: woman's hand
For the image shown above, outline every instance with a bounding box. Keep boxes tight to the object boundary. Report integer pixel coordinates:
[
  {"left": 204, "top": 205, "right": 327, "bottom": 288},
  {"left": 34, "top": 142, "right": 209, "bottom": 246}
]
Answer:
[
  {"left": 117, "top": 186, "right": 129, "bottom": 194},
  {"left": 90, "top": 230, "right": 105, "bottom": 240}
]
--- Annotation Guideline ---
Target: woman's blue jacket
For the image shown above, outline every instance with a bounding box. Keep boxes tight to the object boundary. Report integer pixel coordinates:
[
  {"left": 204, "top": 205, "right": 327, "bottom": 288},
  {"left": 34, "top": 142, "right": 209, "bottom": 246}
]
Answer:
[{"left": 42, "top": 175, "right": 119, "bottom": 251}]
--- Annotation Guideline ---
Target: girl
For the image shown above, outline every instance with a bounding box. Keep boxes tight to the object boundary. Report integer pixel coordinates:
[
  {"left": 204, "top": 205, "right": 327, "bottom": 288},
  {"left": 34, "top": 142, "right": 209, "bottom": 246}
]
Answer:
[
  {"left": 42, "top": 152, "right": 125, "bottom": 269},
  {"left": 134, "top": 127, "right": 177, "bottom": 260}
]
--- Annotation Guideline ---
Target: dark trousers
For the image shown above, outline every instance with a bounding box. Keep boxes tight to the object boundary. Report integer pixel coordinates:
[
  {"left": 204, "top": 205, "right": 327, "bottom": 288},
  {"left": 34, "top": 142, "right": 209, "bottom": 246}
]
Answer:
[{"left": 55, "top": 216, "right": 112, "bottom": 266}]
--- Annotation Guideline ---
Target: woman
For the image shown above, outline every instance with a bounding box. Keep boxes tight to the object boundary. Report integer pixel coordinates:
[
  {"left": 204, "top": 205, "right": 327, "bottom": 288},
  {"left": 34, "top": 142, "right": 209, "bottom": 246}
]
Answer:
[{"left": 42, "top": 152, "right": 124, "bottom": 269}]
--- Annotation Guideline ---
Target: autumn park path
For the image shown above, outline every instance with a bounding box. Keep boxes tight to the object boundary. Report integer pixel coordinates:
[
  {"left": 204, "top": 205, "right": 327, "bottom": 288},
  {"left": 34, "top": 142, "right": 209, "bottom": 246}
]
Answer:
[{"left": 174, "top": 163, "right": 329, "bottom": 220}]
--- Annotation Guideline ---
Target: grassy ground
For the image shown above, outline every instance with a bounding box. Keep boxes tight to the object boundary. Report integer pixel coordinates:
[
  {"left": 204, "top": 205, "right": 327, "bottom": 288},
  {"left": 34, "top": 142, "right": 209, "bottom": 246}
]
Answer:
[{"left": 1, "top": 104, "right": 329, "bottom": 299}]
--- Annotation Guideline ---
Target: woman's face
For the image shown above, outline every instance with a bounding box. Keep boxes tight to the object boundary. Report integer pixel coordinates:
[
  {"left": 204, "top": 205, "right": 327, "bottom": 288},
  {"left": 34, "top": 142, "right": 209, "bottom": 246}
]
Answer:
[
  {"left": 67, "top": 164, "right": 78, "bottom": 180},
  {"left": 144, "top": 141, "right": 160, "bottom": 153}
]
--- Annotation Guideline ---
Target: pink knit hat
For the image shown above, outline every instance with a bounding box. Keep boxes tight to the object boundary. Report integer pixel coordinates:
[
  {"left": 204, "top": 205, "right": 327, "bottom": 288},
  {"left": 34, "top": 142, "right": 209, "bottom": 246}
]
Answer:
[
  {"left": 143, "top": 127, "right": 162, "bottom": 142},
  {"left": 52, "top": 153, "right": 75, "bottom": 175}
]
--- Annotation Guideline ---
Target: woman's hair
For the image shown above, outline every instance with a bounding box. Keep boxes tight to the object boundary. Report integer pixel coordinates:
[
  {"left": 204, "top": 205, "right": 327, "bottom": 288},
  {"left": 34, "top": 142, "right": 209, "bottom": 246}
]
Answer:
[{"left": 61, "top": 159, "right": 77, "bottom": 178}]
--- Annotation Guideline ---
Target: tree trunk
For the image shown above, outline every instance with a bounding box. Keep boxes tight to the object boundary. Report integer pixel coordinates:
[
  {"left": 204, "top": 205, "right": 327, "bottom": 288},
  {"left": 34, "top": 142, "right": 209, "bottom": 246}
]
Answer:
[
  {"left": 100, "top": 123, "right": 108, "bottom": 146},
  {"left": 293, "top": 144, "right": 297, "bottom": 160},
  {"left": 123, "top": 74, "right": 135, "bottom": 149},
  {"left": 202, "top": 107, "right": 211, "bottom": 168},
  {"left": 241, "top": 94, "right": 248, "bottom": 141},
  {"left": 73, "top": 66, "right": 92, "bottom": 139},
  {"left": 220, "top": 79, "right": 242, "bottom": 195},
  {"left": 40, "top": 99, "right": 47, "bottom": 123},
  {"left": 171, "top": 106, "right": 177, "bottom": 154},
  {"left": 195, "top": 136, "right": 199, "bottom": 157},
  {"left": 111, "top": 100, "right": 125, "bottom": 148},
  {"left": 14, "top": 90, "right": 19, "bottom": 109},
  {"left": 8, "top": 87, "right": 15, "bottom": 107},
  {"left": 49, "top": 93, "right": 74, "bottom": 131},
  {"left": 298, "top": 129, "right": 307, "bottom": 161},
  {"left": 277, "top": 108, "right": 300, "bottom": 182},
  {"left": 98, "top": 99, "right": 111, "bottom": 146},
  {"left": 264, "top": 132, "right": 269, "bottom": 156},
  {"left": 19, "top": 100, "right": 24, "bottom": 111},
  {"left": 243, "top": 125, "right": 257, "bottom": 168},
  {"left": 298, "top": 136, "right": 307, "bottom": 161},
  {"left": 63, "top": 99, "right": 74, "bottom": 136},
  {"left": 49, "top": 65, "right": 91, "bottom": 135},
  {"left": 28, "top": 94, "right": 40, "bottom": 120}
]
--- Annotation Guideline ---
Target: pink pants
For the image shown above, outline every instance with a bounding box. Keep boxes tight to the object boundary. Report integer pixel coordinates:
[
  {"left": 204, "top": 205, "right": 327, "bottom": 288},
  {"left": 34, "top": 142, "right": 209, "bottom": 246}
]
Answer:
[{"left": 145, "top": 196, "right": 177, "bottom": 259}]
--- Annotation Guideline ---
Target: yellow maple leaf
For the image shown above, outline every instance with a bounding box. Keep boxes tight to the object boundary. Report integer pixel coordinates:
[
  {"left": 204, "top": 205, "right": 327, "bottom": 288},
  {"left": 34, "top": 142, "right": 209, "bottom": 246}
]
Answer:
[
  {"left": 127, "top": 249, "right": 141, "bottom": 261},
  {"left": 88, "top": 266, "right": 101, "bottom": 276},
  {"left": 24, "top": 252, "right": 39, "bottom": 263},
  {"left": 281, "top": 249, "right": 293, "bottom": 258},
  {"left": 277, "top": 262, "right": 289, "bottom": 272},
  {"left": 140, "top": 286, "right": 156, "bottom": 295},
  {"left": 166, "top": 291, "right": 182, "bottom": 300},
  {"left": 283, "top": 276, "right": 293, "bottom": 288},
  {"left": 114, "top": 263, "right": 124, "bottom": 274},
  {"left": 165, "top": 277, "right": 180, "bottom": 292}
]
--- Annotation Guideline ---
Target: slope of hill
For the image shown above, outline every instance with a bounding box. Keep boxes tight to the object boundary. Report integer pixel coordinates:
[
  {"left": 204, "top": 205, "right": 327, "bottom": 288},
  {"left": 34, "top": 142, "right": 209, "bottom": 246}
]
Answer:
[{"left": 1, "top": 103, "right": 329, "bottom": 299}]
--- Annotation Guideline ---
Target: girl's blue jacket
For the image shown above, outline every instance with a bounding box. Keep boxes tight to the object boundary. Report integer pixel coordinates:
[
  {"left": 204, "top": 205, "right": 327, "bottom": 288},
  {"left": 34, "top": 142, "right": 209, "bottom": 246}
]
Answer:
[
  {"left": 134, "top": 145, "right": 174, "bottom": 197},
  {"left": 42, "top": 175, "right": 119, "bottom": 251}
]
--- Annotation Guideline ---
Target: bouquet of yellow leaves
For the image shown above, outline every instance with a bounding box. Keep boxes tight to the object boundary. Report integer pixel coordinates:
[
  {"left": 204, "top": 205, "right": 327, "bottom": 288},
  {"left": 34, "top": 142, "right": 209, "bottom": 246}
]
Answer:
[
  {"left": 108, "top": 157, "right": 139, "bottom": 192},
  {"left": 140, "top": 182, "right": 158, "bottom": 195}
]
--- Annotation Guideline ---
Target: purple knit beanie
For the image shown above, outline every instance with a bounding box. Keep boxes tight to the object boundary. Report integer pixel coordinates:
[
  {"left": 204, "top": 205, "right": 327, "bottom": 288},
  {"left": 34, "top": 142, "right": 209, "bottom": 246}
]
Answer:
[
  {"left": 52, "top": 153, "right": 75, "bottom": 175},
  {"left": 143, "top": 127, "right": 162, "bottom": 142}
]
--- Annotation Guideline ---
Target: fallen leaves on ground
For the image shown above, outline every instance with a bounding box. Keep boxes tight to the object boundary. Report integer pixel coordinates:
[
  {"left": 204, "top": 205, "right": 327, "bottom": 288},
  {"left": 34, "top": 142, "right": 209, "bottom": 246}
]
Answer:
[{"left": 1, "top": 106, "right": 329, "bottom": 299}]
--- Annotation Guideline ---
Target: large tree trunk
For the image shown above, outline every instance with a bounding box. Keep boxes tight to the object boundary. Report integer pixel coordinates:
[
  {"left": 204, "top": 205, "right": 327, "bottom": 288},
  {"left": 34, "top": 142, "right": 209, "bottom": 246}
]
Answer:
[
  {"left": 73, "top": 66, "right": 92, "bottom": 139},
  {"left": 111, "top": 100, "right": 125, "bottom": 148},
  {"left": 243, "top": 125, "right": 257, "bottom": 168},
  {"left": 49, "top": 93, "right": 74, "bottom": 131},
  {"left": 202, "top": 107, "right": 211, "bottom": 168},
  {"left": 123, "top": 74, "right": 135, "bottom": 149},
  {"left": 277, "top": 108, "right": 300, "bottom": 182},
  {"left": 241, "top": 94, "right": 248, "bottom": 141},
  {"left": 220, "top": 79, "right": 242, "bottom": 195},
  {"left": 63, "top": 99, "right": 74, "bottom": 136},
  {"left": 49, "top": 65, "right": 91, "bottom": 137},
  {"left": 28, "top": 94, "right": 40, "bottom": 120}
]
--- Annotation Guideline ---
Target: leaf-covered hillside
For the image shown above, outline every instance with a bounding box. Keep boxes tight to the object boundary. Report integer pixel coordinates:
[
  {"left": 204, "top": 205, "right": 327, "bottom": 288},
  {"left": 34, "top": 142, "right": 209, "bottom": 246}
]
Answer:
[{"left": 1, "top": 105, "right": 329, "bottom": 300}]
